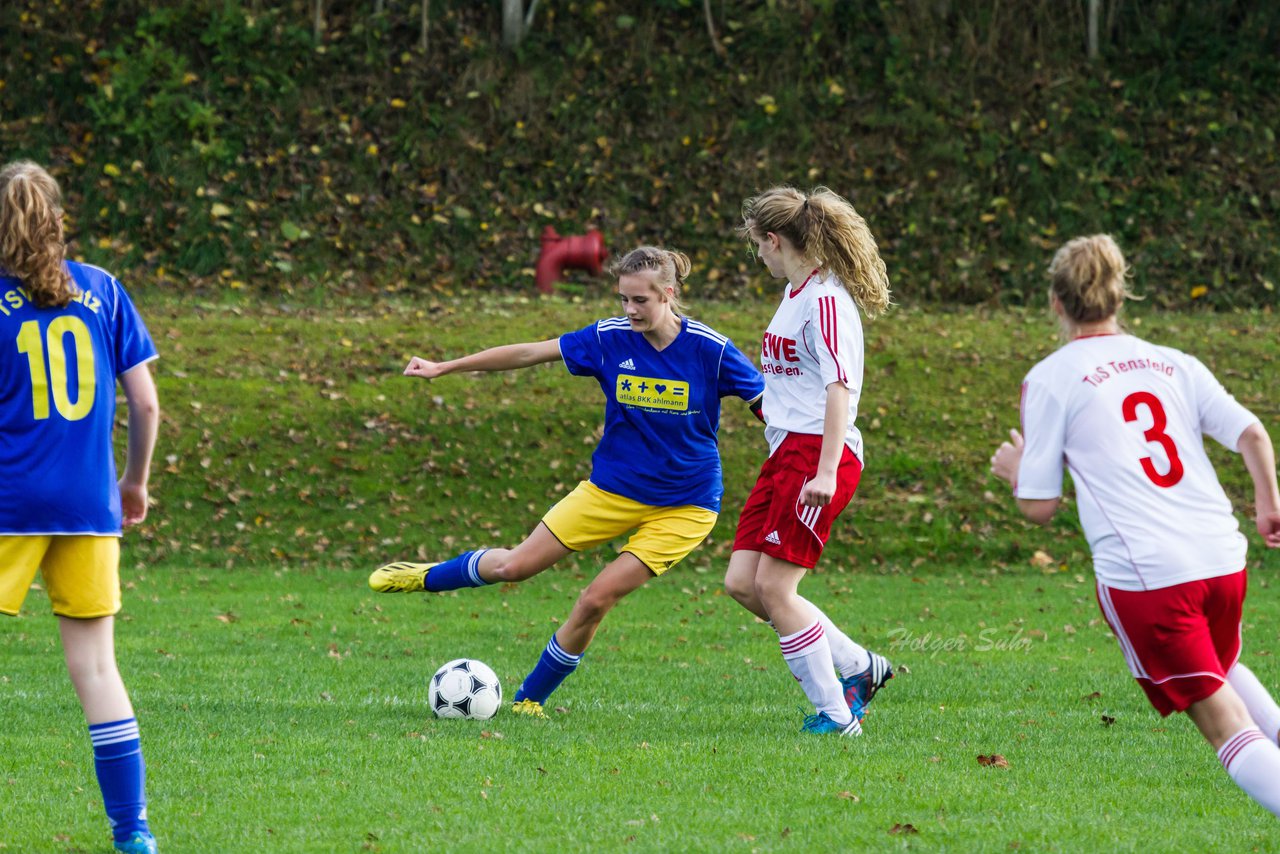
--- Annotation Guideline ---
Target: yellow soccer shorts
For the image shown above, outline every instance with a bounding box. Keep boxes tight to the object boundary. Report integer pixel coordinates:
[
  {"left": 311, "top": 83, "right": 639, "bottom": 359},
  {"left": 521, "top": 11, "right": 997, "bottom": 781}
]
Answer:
[
  {"left": 541, "top": 481, "right": 717, "bottom": 576},
  {"left": 0, "top": 535, "right": 121, "bottom": 618}
]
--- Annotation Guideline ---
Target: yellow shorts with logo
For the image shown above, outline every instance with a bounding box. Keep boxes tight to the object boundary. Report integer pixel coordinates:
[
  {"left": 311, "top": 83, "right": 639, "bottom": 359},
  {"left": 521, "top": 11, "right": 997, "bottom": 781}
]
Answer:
[
  {"left": 542, "top": 481, "right": 717, "bottom": 576},
  {"left": 0, "top": 535, "right": 121, "bottom": 618}
]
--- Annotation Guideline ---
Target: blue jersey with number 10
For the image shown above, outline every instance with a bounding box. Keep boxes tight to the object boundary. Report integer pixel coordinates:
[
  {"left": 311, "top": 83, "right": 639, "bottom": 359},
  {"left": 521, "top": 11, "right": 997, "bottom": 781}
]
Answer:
[
  {"left": 559, "top": 316, "right": 764, "bottom": 513},
  {"left": 0, "top": 262, "right": 157, "bottom": 535}
]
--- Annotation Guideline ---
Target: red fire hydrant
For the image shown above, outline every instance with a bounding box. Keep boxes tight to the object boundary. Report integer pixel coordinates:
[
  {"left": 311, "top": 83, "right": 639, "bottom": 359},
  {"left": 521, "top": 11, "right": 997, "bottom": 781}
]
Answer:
[{"left": 534, "top": 226, "right": 607, "bottom": 294}]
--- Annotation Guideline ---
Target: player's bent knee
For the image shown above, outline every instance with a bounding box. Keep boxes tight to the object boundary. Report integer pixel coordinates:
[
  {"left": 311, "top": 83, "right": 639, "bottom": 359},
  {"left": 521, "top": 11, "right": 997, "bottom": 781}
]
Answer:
[
  {"left": 573, "top": 587, "right": 621, "bottom": 622},
  {"left": 724, "top": 576, "right": 753, "bottom": 605}
]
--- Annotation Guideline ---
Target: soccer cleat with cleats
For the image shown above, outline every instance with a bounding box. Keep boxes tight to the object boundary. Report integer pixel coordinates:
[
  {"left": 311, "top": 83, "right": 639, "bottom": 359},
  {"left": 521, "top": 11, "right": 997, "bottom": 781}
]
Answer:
[
  {"left": 114, "top": 832, "right": 158, "bottom": 854},
  {"left": 841, "top": 651, "right": 894, "bottom": 721},
  {"left": 510, "top": 699, "right": 548, "bottom": 718},
  {"left": 802, "top": 711, "right": 861, "bottom": 737},
  {"left": 368, "top": 561, "right": 436, "bottom": 593}
]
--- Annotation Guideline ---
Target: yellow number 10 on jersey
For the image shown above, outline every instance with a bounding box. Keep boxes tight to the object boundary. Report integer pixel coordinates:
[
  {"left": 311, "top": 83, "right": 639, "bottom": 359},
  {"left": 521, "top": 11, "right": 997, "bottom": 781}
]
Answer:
[{"left": 15, "top": 317, "right": 96, "bottom": 421}]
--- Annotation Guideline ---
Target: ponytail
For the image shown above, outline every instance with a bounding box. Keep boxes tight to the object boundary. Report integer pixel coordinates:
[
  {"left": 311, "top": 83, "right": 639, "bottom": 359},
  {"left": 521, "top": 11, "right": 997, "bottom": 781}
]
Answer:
[
  {"left": 0, "top": 160, "right": 74, "bottom": 308},
  {"left": 740, "top": 185, "right": 891, "bottom": 317},
  {"left": 1048, "top": 234, "right": 1137, "bottom": 323}
]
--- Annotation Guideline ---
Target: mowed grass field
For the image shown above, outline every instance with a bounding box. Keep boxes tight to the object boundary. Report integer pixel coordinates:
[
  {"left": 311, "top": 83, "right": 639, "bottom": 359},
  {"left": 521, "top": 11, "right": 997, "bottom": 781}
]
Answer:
[{"left": 3, "top": 295, "right": 1278, "bottom": 852}]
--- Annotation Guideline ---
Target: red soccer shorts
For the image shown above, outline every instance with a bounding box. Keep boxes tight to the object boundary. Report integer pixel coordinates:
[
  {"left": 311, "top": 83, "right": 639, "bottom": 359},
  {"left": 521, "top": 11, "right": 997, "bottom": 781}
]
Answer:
[
  {"left": 1095, "top": 569, "right": 1246, "bottom": 716},
  {"left": 732, "top": 433, "right": 862, "bottom": 569}
]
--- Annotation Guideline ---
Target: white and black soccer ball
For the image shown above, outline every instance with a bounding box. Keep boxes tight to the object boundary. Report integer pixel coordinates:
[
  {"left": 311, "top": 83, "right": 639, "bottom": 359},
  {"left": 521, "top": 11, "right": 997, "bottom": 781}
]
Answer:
[{"left": 428, "top": 658, "right": 502, "bottom": 720}]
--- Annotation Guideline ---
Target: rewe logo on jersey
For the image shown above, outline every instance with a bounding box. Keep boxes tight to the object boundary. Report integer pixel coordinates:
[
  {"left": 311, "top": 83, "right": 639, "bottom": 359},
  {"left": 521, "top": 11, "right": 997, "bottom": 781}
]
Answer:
[
  {"left": 618, "top": 358, "right": 636, "bottom": 370},
  {"left": 765, "top": 530, "right": 782, "bottom": 545}
]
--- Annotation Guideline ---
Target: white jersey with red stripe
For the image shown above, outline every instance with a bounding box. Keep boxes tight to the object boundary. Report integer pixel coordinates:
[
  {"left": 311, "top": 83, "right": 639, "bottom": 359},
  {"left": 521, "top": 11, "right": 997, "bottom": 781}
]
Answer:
[
  {"left": 1016, "top": 333, "right": 1259, "bottom": 591},
  {"left": 758, "top": 271, "right": 864, "bottom": 459}
]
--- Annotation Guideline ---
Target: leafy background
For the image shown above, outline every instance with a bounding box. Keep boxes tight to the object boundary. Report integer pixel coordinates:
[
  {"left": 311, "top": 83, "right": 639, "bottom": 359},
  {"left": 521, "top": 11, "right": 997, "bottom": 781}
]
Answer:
[{"left": 2, "top": 0, "right": 1279, "bottom": 308}]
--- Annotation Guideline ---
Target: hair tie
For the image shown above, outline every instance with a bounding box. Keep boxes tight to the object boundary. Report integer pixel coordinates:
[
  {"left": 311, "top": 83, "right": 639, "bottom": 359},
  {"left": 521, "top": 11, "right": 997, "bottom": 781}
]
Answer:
[{"left": 803, "top": 198, "right": 810, "bottom": 211}]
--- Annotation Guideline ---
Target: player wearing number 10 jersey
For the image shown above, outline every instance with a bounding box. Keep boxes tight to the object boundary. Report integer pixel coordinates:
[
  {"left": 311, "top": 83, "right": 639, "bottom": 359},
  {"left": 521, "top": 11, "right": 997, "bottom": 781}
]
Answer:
[
  {"left": 0, "top": 161, "right": 161, "bottom": 853},
  {"left": 992, "top": 234, "right": 1280, "bottom": 819}
]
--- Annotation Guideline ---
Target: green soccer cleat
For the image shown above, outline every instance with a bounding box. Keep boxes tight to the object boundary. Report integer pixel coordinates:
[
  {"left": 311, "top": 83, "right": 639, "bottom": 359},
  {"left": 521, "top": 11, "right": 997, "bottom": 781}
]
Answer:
[
  {"left": 114, "top": 832, "right": 158, "bottom": 854},
  {"left": 510, "top": 699, "right": 548, "bottom": 718},
  {"left": 368, "top": 561, "right": 436, "bottom": 593}
]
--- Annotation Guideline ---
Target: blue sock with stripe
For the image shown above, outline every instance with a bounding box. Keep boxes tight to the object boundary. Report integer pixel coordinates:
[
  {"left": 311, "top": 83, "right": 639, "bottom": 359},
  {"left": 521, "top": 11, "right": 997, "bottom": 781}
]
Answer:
[
  {"left": 424, "top": 549, "right": 490, "bottom": 592},
  {"left": 514, "top": 633, "right": 583, "bottom": 704},
  {"left": 89, "top": 718, "right": 149, "bottom": 842}
]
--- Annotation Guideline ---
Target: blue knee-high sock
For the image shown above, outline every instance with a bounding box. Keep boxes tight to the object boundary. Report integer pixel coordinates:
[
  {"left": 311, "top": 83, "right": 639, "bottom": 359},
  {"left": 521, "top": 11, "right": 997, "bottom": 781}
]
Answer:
[
  {"left": 514, "top": 634, "right": 583, "bottom": 704},
  {"left": 89, "top": 718, "right": 149, "bottom": 842},
  {"left": 424, "top": 549, "right": 491, "bottom": 592}
]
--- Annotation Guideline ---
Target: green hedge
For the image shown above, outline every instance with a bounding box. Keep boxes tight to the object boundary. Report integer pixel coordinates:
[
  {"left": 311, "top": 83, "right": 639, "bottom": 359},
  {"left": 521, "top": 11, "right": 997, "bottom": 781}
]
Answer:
[{"left": 2, "top": 0, "right": 1277, "bottom": 309}]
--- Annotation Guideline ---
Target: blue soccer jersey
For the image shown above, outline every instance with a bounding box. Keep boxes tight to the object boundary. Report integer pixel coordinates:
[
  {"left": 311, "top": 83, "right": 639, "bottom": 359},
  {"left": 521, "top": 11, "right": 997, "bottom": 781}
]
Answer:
[
  {"left": 559, "top": 316, "right": 764, "bottom": 512},
  {"left": 0, "top": 262, "right": 158, "bottom": 534}
]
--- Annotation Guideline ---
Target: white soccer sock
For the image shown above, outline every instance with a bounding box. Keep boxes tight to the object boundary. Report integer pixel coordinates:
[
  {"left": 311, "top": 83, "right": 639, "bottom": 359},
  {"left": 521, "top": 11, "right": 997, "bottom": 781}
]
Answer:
[
  {"left": 778, "top": 622, "right": 851, "bottom": 723},
  {"left": 800, "top": 597, "right": 871, "bottom": 678},
  {"left": 1228, "top": 663, "right": 1280, "bottom": 745},
  {"left": 1217, "top": 727, "right": 1280, "bottom": 817},
  {"left": 769, "top": 601, "right": 871, "bottom": 678}
]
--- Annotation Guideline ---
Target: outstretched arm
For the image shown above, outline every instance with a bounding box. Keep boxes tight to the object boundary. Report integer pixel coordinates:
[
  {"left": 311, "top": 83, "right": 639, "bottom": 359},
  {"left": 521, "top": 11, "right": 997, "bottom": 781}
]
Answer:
[
  {"left": 1238, "top": 421, "right": 1280, "bottom": 548},
  {"left": 118, "top": 362, "right": 160, "bottom": 526},
  {"left": 404, "top": 338, "right": 563, "bottom": 379},
  {"left": 991, "top": 428, "right": 1060, "bottom": 525}
]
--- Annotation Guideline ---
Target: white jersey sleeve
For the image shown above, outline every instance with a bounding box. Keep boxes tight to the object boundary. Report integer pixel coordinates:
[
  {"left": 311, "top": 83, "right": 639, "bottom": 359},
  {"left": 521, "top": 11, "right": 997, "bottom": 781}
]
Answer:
[
  {"left": 1015, "top": 374, "right": 1068, "bottom": 500},
  {"left": 1183, "top": 352, "right": 1259, "bottom": 451},
  {"left": 811, "top": 289, "right": 863, "bottom": 391}
]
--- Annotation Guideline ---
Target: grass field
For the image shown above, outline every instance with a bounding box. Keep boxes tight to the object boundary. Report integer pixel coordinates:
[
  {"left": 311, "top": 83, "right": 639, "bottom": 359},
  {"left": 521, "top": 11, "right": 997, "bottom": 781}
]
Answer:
[{"left": 3, "top": 296, "right": 1278, "bottom": 852}]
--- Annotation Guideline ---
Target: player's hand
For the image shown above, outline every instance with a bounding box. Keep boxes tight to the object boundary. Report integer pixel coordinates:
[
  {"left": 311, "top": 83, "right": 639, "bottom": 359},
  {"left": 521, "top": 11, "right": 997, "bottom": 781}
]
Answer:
[
  {"left": 990, "top": 428, "right": 1024, "bottom": 488},
  {"left": 119, "top": 480, "right": 149, "bottom": 526},
  {"left": 1257, "top": 509, "right": 1280, "bottom": 549},
  {"left": 404, "top": 357, "right": 445, "bottom": 379},
  {"left": 800, "top": 471, "right": 837, "bottom": 508}
]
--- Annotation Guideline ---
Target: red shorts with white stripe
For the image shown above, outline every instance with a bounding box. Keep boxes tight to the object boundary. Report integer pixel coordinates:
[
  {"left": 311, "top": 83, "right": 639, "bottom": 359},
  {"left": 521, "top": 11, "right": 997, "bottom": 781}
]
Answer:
[
  {"left": 732, "top": 432, "right": 862, "bottom": 569},
  {"left": 1095, "top": 570, "right": 1246, "bottom": 717}
]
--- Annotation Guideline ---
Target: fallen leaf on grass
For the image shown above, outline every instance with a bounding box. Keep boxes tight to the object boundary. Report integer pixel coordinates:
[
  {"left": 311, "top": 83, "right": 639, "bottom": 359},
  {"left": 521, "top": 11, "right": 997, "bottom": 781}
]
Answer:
[
  {"left": 977, "top": 754, "right": 1010, "bottom": 767},
  {"left": 889, "top": 823, "right": 919, "bottom": 835},
  {"left": 1101, "top": 715, "right": 1116, "bottom": 727},
  {"left": 838, "top": 791, "right": 860, "bottom": 801},
  {"left": 1030, "top": 550, "right": 1055, "bottom": 568}
]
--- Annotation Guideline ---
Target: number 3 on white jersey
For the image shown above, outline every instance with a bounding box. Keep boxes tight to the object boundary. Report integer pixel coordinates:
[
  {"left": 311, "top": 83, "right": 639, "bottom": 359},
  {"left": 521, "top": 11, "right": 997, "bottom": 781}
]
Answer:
[{"left": 1122, "top": 391, "right": 1184, "bottom": 488}]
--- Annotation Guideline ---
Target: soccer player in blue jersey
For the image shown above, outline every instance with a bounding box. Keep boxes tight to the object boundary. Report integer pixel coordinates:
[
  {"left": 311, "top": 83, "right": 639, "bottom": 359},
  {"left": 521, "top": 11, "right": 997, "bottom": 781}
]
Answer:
[
  {"left": 370, "top": 246, "right": 765, "bottom": 717},
  {"left": 0, "top": 161, "right": 161, "bottom": 854}
]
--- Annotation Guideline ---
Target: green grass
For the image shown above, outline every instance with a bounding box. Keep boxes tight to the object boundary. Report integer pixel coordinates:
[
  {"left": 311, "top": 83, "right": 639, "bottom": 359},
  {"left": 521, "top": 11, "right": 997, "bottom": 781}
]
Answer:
[
  {"left": 6, "top": 565, "right": 1279, "bottom": 851},
  {"left": 2, "top": 299, "right": 1279, "bottom": 851}
]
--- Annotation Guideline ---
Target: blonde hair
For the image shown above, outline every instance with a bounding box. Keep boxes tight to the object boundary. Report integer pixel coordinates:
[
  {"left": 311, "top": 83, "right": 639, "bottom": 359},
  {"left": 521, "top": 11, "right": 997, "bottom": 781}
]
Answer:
[
  {"left": 1048, "top": 234, "right": 1137, "bottom": 323},
  {"left": 740, "top": 185, "right": 891, "bottom": 317},
  {"left": 610, "top": 245, "right": 692, "bottom": 315},
  {"left": 0, "top": 160, "right": 74, "bottom": 308}
]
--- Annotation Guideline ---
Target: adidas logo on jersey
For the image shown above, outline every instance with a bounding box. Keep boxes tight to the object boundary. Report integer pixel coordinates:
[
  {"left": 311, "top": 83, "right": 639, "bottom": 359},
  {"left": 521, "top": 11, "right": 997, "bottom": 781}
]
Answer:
[
  {"left": 618, "top": 358, "right": 636, "bottom": 370},
  {"left": 765, "top": 530, "right": 782, "bottom": 545}
]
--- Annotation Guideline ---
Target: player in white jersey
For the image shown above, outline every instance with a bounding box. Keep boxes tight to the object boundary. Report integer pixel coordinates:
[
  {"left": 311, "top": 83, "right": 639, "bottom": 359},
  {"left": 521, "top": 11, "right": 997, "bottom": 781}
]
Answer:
[
  {"left": 991, "top": 234, "right": 1280, "bottom": 817},
  {"left": 724, "top": 185, "right": 895, "bottom": 736}
]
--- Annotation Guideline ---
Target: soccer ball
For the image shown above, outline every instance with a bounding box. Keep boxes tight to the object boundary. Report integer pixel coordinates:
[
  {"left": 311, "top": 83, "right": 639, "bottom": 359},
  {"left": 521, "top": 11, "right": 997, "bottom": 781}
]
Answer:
[{"left": 428, "top": 658, "right": 503, "bottom": 720}]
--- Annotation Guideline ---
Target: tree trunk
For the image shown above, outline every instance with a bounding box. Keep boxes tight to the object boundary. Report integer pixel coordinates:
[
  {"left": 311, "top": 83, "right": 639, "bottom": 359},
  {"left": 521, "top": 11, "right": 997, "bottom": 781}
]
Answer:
[
  {"left": 420, "top": 0, "right": 430, "bottom": 54},
  {"left": 313, "top": 0, "right": 324, "bottom": 41},
  {"left": 1087, "top": 0, "right": 1100, "bottom": 59},
  {"left": 704, "top": 0, "right": 728, "bottom": 58},
  {"left": 502, "top": 0, "right": 525, "bottom": 48}
]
